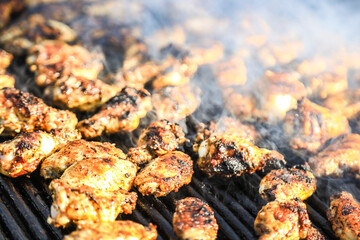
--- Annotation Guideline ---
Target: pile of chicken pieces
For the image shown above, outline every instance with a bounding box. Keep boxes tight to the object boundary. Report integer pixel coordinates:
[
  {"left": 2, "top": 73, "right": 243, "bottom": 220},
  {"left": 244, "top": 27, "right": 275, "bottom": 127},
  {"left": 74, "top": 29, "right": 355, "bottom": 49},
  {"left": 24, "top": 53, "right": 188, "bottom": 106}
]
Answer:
[{"left": 2, "top": 1, "right": 360, "bottom": 240}]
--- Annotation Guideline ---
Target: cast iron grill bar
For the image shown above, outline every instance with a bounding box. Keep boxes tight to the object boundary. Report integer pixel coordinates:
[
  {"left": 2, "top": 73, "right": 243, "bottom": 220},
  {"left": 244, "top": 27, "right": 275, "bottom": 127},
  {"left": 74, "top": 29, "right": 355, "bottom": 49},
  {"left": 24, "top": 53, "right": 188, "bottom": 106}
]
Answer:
[{"left": 306, "top": 204, "right": 335, "bottom": 239}]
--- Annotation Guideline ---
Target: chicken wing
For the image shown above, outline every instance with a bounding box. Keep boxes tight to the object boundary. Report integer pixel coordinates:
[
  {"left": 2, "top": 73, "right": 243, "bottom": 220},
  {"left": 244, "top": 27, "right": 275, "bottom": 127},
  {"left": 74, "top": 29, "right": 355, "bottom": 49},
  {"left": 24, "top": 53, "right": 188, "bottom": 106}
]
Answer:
[
  {"left": 197, "top": 134, "right": 285, "bottom": 177},
  {"left": 327, "top": 192, "right": 360, "bottom": 240},
  {"left": 127, "top": 119, "right": 188, "bottom": 166},
  {"left": 41, "top": 139, "right": 126, "bottom": 179},
  {"left": 0, "top": 88, "right": 78, "bottom": 136},
  {"left": 134, "top": 151, "right": 193, "bottom": 197},
  {"left": 76, "top": 87, "right": 152, "bottom": 138},
  {"left": 63, "top": 220, "right": 157, "bottom": 240},
  {"left": 254, "top": 200, "right": 311, "bottom": 240},
  {"left": 0, "top": 128, "right": 80, "bottom": 177},
  {"left": 283, "top": 98, "right": 350, "bottom": 154},
  {"left": 322, "top": 89, "right": 360, "bottom": 120},
  {"left": 173, "top": 197, "right": 218, "bottom": 240},
  {"left": 308, "top": 134, "right": 360, "bottom": 177},
  {"left": 152, "top": 85, "right": 201, "bottom": 121},
  {"left": 48, "top": 156, "right": 138, "bottom": 227},
  {"left": 259, "top": 166, "right": 316, "bottom": 201},
  {"left": 27, "top": 40, "right": 103, "bottom": 88}
]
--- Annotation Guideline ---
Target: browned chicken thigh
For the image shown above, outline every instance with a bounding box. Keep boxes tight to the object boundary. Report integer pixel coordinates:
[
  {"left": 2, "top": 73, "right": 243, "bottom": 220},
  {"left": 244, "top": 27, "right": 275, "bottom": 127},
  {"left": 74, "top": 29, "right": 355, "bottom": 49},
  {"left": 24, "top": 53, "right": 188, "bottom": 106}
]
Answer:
[
  {"left": 328, "top": 192, "right": 360, "bottom": 240},
  {"left": 41, "top": 139, "right": 126, "bottom": 179},
  {"left": 127, "top": 119, "right": 188, "bottom": 166},
  {"left": 173, "top": 197, "right": 218, "bottom": 240},
  {"left": 77, "top": 87, "right": 152, "bottom": 138},
  {"left": 0, "top": 128, "right": 80, "bottom": 177},
  {"left": 134, "top": 151, "right": 193, "bottom": 197},
  {"left": 308, "top": 134, "right": 360, "bottom": 177},
  {"left": 259, "top": 167, "right": 316, "bottom": 201},
  {"left": 196, "top": 134, "right": 285, "bottom": 177},
  {"left": 48, "top": 156, "right": 138, "bottom": 227},
  {"left": 0, "top": 87, "right": 78, "bottom": 136},
  {"left": 64, "top": 220, "right": 157, "bottom": 240},
  {"left": 283, "top": 98, "right": 350, "bottom": 154}
]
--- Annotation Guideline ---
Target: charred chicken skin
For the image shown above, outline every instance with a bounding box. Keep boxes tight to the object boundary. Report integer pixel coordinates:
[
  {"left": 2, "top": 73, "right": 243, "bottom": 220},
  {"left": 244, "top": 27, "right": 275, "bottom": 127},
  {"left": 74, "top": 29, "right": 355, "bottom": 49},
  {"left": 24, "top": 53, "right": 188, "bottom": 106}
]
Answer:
[
  {"left": 0, "top": 87, "right": 78, "bottom": 136},
  {"left": 63, "top": 220, "right": 157, "bottom": 240},
  {"left": 328, "top": 192, "right": 360, "bottom": 240},
  {"left": 77, "top": 87, "right": 152, "bottom": 139},
  {"left": 283, "top": 98, "right": 350, "bottom": 154},
  {"left": 127, "top": 119, "right": 188, "bottom": 166},
  {"left": 152, "top": 85, "right": 201, "bottom": 121},
  {"left": 308, "top": 134, "right": 360, "bottom": 177},
  {"left": 259, "top": 167, "right": 316, "bottom": 202},
  {"left": 0, "top": 128, "right": 80, "bottom": 177},
  {"left": 197, "top": 134, "right": 285, "bottom": 177},
  {"left": 254, "top": 200, "right": 313, "bottom": 240},
  {"left": 173, "top": 197, "right": 218, "bottom": 240},
  {"left": 48, "top": 156, "right": 138, "bottom": 227},
  {"left": 41, "top": 139, "right": 126, "bottom": 179},
  {"left": 134, "top": 151, "right": 193, "bottom": 197}
]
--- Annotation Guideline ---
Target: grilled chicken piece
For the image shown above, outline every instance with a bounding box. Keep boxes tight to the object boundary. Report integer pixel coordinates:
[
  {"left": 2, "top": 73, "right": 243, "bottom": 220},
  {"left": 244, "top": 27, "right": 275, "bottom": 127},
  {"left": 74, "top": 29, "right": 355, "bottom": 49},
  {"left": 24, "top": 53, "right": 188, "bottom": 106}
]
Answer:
[
  {"left": 283, "top": 98, "right": 350, "bottom": 154},
  {"left": 254, "top": 200, "right": 312, "bottom": 240},
  {"left": 41, "top": 139, "right": 126, "bottom": 179},
  {"left": 197, "top": 134, "right": 285, "bottom": 177},
  {"left": 0, "top": 74, "right": 15, "bottom": 89},
  {"left": 222, "top": 87, "right": 257, "bottom": 121},
  {"left": 0, "top": 49, "right": 12, "bottom": 71},
  {"left": 254, "top": 70, "right": 306, "bottom": 123},
  {"left": 0, "top": 128, "right": 80, "bottom": 177},
  {"left": 134, "top": 151, "right": 193, "bottom": 197},
  {"left": 0, "top": 49, "right": 14, "bottom": 88},
  {"left": 0, "top": 14, "right": 76, "bottom": 55},
  {"left": 0, "top": 88, "right": 78, "bottom": 137},
  {"left": 152, "top": 85, "right": 201, "bottom": 121},
  {"left": 322, "top": 89, "right": 360, "bottom": 120},
  {"left": 173, "top": 197, "right": 218, "bottom": 240},
  {"left": 43, "top": 74, "right": 120, "bottom": 112},
  {"left": 64, "top": 221, "right": 157, "bottom": 240},
  {"left": 77, "top": 87, "right": 152, "bottom": 138},
  {"left": 48, "top": 156, "right": 138, "bottom": 227},
  {"left": 214, "top": 56, "right": 247, "bottom": 87},
  {"left": 152, "top": 44, "right": 199, "bottom": 90},
  {"left": 327, "top": 192, "right": 360, "bottom": 240},
  {"left": 127, "top": 119, "right": 188, "bottom": 166},
  {"left": 0, "top": 0, "right": 25, "bottom": 29},
  {"left": 308, "top": 134, "right": 360, "bottom": 177},
  {"left": 27, "top": 40, "right": 103, "bottom": 88},
  {"left": 259, "top": 167, "right": 316, "bottom": 201}
]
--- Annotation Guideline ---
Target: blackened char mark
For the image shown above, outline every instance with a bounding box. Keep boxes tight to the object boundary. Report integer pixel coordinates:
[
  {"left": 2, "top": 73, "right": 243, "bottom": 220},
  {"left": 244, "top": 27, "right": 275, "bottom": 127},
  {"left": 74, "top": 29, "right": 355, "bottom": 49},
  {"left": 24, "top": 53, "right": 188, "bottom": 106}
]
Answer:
[{"left": 104, "top": 87, "right": 149, "bottom": 108}]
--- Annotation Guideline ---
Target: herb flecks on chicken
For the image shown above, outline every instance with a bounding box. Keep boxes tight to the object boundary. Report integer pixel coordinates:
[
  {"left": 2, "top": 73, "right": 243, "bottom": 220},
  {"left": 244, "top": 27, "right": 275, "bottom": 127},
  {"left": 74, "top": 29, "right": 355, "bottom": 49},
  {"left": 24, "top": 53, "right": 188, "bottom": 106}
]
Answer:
[
  {"left": 41, "top": 139, "right": 127, "bottom": 179},
  {"left": 197, "top": 134, "right": 285, "bottom": 177},
  {"left": 0, "top": 128, "right": 80, "bottom": 177},
  {"left": 259, "top": 167, "right": 316, "bottom": 202},
  {"left": 63, "top": 220, "right": 157, "bottom": 240},
  {"left": 328, "top": 192, "right": 360, "bottom": 240},
  {"left": 173, "top": 197, "right": 218, "bottom": 240},
  {"left": 127, "top": 119, "right": 188, "bottom": 166},
  {"left": 0, "top": 87, "right": 78, "bottom": 137},
  {"left": 134, "top": 151, "right": 193, "bottom": 197},
  {"left": 48, "top": 156, "right": 138, "bottom": 227},
  {"left": 76, "top": 87, "right": 152, "bottom": 138}
]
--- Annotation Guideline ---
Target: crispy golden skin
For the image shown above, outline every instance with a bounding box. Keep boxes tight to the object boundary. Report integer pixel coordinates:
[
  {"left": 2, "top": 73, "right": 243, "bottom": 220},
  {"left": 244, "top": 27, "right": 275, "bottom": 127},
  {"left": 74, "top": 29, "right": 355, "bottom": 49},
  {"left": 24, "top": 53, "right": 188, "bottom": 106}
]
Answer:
[
  {"left": 43, "top": 74, "right": 120, "bottom": 112},
  {"left": 0, "top": 49, "right": 12, "bottom": 71},
  {"left": 322, "top": 89, "right": 360, "bottom": 120},
  {"left": 254, "top": 200, "right": 311, "bottom": 240},
  {"left": 0, "top": 74, "right": 15, "bottom": 89},
  {"left": 0, "top": 128, "right": 80, "bottom": 177},
  {"left": 48, "top": 156, "right": 138, "bottom": 227},
  {"left": 328, "top": 192, "right": 360, "bottom": 240},
  {"left": 0, "top": 88, "right": 78, "bottom": 136},
  {"left": 173, "top": 197, "right": 218, "bottom": 240},
  {"left": 259, "top": 167, "right": 316, "bottom": 201},
  {"left": 77, "top": 87, "right": 152, "bottom": 138},
  {"left": 152, "top": 85, "right": 201, "bottom": 121},
  {"left": 64, "top": 221, "right": 157, "bottom": 240},
  {"left": 134, "top": 151, "right": 193, "bottom": 197},
  {"left": 283, "top": 98, "right": 350, "bottom": 154},
  {"left": 27, "top": 40, "right": 103, "bottom": 88},
  {"left": 197, "top": 134, "right": 285, "bottom": 177},
  {"left": 0, "top": 49, "right": 14, "bottom": 88},
  {"left": 41, "top": 139, "right": 127, "bottom": 179},
  {"left": 308, "top": 134, "right": 360, "bottom": 177},
  {"left": 127, "top": 119, "right": 188, "bottom": 166}
]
